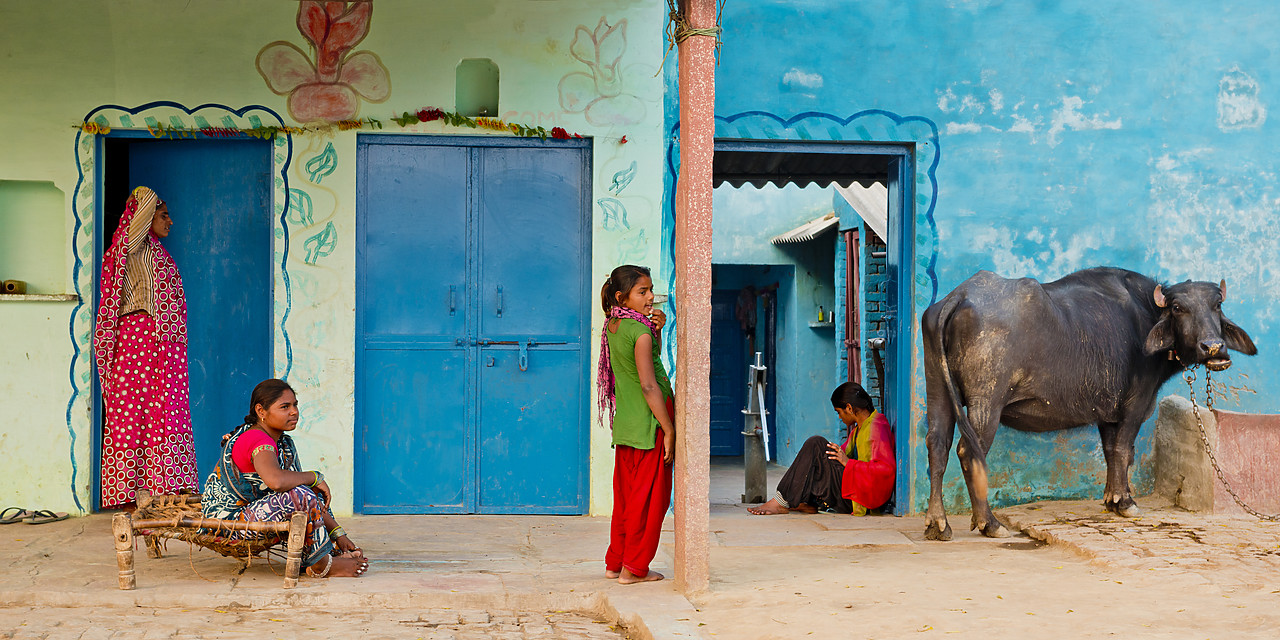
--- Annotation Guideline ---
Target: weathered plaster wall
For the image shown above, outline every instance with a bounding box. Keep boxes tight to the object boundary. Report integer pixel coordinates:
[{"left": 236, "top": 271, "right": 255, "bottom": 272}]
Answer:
[
  {"left": 712, "top": 1, "right": 1280, "bottom": 512},
  {"left": 711, "top": 184, "right": 838, "bottom": 464},
  {"left": 0, "top": 0, "right": 664, "bottom": 516}
]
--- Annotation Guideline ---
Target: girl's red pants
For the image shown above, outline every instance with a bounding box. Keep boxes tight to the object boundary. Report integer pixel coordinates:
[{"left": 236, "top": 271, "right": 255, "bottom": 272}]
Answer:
[{"left": 605, "top": 400, "right": 674, "bottom": 578}]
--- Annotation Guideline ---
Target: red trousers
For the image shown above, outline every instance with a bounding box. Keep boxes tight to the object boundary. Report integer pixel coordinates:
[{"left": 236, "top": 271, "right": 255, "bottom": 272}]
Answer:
[{"left": 606, "top": 406, "right": 673, "bottom": 578}]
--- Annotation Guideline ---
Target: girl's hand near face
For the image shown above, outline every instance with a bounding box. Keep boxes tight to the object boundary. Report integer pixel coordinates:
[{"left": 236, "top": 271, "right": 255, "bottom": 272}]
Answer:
[{"left": 650, "top": 308, "right": 667, "bottom": 331}]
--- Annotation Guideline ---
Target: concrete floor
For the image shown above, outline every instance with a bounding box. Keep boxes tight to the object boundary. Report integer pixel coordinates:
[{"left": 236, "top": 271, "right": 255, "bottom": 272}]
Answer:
[{"left": 4, "top": 459, "right": 1280, "bottom": 639}]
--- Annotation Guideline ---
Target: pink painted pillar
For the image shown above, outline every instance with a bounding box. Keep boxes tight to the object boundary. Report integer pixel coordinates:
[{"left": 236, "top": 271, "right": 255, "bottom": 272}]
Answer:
[{"left": 673, "top": 0, "right": 716, "bottom": 594}]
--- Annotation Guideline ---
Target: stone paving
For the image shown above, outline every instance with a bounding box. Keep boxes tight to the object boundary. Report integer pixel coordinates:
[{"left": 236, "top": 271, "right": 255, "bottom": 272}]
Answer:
[
  {"left": 0, "top": 606, "right": 630, "bottom": 640},
  {"left": 1002, "top": 496, "right": 1280, "bottom": 590}
]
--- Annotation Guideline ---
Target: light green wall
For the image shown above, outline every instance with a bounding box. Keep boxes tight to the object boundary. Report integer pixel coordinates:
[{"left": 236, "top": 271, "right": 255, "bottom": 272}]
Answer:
[
  {"left": 0, "top": 0, "right": 665, "bottom": 516},
  {"left": 0, "top": 181, "right": 66, "bottom": 294}
]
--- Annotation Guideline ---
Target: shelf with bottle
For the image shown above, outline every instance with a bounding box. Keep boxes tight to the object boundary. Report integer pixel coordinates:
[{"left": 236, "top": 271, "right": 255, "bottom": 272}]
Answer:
[{"left": 809, "top": 305, "right": 834, "bottom": 329}]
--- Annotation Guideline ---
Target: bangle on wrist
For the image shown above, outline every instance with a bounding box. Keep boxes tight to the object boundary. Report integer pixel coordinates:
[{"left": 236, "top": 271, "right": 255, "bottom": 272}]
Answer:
[
  {"left": 328, "top": 526, "right": 346, "bottom": 541},
  {"left": 310, "top": 470, "right": 324, "bottom": 488}
]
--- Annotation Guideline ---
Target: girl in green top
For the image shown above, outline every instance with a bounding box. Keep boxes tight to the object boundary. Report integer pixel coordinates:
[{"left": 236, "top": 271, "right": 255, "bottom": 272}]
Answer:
[{"left": 597, "top": 265, "right": 675, "bottom": 584}]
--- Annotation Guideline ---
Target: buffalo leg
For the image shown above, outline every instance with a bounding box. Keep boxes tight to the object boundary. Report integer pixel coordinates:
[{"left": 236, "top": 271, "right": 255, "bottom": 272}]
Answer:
[
  {"left": 1098, "top": 419, "right": 1141, "bottom": 517},
  {"left": 923, "top": 393, "right": 956, "bottom": 541},
  {"left": 954, "top": 401, "right": 1009, "bottom": 538}
]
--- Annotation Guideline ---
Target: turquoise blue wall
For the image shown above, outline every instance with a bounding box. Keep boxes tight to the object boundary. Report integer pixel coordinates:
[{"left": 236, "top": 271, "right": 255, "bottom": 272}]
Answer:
[
  {"left": 672, "top": 1, "right": 1280, "bottom": 512},
  {"left": 710, "top": 185, "right": 838, "bottom": 464}
]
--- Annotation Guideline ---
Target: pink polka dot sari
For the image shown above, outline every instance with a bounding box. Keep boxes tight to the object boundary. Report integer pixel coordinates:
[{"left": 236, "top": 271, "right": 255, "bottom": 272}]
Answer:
[{"left": 94, "top": 187, "right": 198, "bottom": 509}]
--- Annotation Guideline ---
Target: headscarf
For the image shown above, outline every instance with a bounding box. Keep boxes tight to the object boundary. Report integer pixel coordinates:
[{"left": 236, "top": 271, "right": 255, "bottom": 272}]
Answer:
[
  {"left": 596, "top": 304, "right": 659, "bottom": 427},
  {"left": 93, "top": 186, "right": 188, "bottom": 394}
]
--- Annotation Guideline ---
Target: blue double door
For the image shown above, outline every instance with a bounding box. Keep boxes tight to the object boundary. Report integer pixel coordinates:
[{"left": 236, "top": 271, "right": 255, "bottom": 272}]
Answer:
[{"left": 356, "top": 136, "right": 591, "bottom": 514}]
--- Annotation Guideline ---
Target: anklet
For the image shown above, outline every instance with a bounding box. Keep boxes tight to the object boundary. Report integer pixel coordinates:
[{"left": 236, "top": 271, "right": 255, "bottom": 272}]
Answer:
[{"left": 307, "top": 556, "right": 332, "bottom": 578}]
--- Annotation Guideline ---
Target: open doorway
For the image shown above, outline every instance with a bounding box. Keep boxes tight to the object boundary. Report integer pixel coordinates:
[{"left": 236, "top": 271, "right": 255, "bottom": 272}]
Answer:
[
  {"left": 708, "top": 140, "right": 912, "bottom": 514},
  {"left": 94, "top": 134, "right": 273, "bottom": 509}
]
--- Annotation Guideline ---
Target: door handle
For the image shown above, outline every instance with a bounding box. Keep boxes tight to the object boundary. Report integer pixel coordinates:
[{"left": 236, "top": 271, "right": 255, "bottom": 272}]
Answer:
[
  {"left": 448, "top": 285, "right": 457, "bottom": 316},
  {"left": 496, "top": 285, "right": 504, "bottom": 318}
]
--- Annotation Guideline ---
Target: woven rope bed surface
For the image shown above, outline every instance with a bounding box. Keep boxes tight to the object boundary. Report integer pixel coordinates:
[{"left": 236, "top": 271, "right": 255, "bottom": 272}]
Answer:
[{"left": 135, "top": 491, "right": 287, "bottom": 560}]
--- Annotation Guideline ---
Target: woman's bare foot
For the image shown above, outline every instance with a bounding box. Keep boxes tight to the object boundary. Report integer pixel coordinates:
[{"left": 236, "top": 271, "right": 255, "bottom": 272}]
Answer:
[
  {"left": 605, "top": 569, "right": 621, "bottom": 579},
  {"left": 746, "top": 498, "right": 789, "bottom": 515},
  {"left": 618, "top": 568, "right": 664, "bottom": 584},
  {"left": 309, "top": 555, "right": 369, "bottom": 578},
  {"left": 794, "top": 503, "right": 819, "bottom": 514}
]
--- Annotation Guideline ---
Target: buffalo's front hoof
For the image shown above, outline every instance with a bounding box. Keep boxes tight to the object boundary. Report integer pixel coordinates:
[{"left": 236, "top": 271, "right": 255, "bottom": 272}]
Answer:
[
  {"left": 971, "top": 514, "right": 1011, "bottom": 538},
  {"left": 924, "top": 520, "right": 953, "bottom": 541},
  {"left": 1105, "top": 497, "right": 1140, "bottom": 518},
  {"left": 981, "top": 522, "right": 1011, "bottom": 538}
]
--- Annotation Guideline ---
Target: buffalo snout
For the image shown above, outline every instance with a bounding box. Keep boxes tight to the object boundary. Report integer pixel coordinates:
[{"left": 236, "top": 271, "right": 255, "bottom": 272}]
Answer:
[{"left": 1199, "top": 339, "right": 1224, "bottom": 357}]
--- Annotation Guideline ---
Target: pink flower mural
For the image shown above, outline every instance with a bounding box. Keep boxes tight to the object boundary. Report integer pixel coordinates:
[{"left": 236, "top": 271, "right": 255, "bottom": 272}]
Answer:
[{"left": 256, "top": 1, "right": 391, "bottom": 123}]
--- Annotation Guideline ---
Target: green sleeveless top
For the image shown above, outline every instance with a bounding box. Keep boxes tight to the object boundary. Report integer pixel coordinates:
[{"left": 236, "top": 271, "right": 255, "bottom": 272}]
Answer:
[{"left": 607, "top": 317, "right": 673, "bottom": 449}]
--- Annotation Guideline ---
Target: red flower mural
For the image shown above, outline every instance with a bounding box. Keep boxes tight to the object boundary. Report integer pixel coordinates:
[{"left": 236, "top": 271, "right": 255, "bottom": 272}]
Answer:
[{"left": 256, "top": 1, "right": 391, "bottom": 123}]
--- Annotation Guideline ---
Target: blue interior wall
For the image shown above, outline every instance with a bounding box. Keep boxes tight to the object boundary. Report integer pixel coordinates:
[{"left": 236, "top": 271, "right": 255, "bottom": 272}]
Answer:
[
  {"left": 711, "top": 185, "right": 838, "bottom": 465},
  {"left": 705, "top": 1, "right": 1280, "bottom": 512}
]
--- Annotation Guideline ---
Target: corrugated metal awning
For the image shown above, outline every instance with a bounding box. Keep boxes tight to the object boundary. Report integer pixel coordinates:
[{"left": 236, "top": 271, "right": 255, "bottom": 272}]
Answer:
[
  {"left": 834, "top": 181, "right": 888, "bottom": 241},
  {"left": 714, "top": 149, "right": 887, "bottom": 188},
  {"left": 771, "top": 212, "right": 838, "bottom": 245}
]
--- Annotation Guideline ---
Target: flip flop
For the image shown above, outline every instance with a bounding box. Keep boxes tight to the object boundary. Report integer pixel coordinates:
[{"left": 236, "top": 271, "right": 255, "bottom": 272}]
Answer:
[
  {"left": 0, "top": 507, "right": 31, "bottom": 524},
  {"left": 23, "top": 510, "right": 69, "bottom": 525}
]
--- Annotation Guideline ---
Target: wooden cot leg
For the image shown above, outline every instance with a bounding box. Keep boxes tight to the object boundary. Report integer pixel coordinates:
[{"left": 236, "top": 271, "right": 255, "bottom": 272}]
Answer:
[
  {"left": 283, "top": 512, "right": 307, "bottom": 588},
  {"left": 144, "top": 535, "right": 163, "bottom": 559},
  {"left": 112, "top": 513, "right": 136, "bottom": 590}
]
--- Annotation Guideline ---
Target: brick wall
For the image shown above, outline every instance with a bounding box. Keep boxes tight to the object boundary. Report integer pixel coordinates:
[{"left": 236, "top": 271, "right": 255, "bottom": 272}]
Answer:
[{"left": 863, "top": 226, "right": 888, "bottom": 403}]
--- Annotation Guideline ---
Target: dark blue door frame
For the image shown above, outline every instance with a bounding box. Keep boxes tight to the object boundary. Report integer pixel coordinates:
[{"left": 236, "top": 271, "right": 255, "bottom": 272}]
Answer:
[
  {"left": 712, "top": 139, "right": 915, "bottom": 515},
  {"left": 354, "top": 134, "right": 592, "bottom": 515},
  {"left": 91, "top": 131, "right": 275, "bottom": 510}
]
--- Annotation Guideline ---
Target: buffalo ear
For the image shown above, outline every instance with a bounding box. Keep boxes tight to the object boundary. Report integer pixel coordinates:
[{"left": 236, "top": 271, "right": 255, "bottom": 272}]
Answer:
[
  {"left": 1144, "top": 318, "right": 1174, "bottom": 355},
  {"left": 1219, "top": 279, "right": 1227, "bottom": 302},
  {"left": 1222, "top": 317, "right": 1257, "bottom": 355},
  {"left": 1153, "top": 285, "right": 1166, "bottom": 308}
]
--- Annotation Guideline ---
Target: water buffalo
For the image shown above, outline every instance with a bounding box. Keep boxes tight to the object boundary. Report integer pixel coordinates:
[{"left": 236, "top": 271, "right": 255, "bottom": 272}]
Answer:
[{"left": 921, "top": 267, "right": 1256, "bottom": 541}]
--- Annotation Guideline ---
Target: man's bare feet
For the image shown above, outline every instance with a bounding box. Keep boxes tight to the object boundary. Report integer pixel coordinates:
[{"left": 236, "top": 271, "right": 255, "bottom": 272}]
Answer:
[
  {"left": 618, "top": 568, "right": 664, "bottom": 584},
  {"left": 794, "top": 503, "right": 819, "bottom": 514},
  {"left": 746, "top": 498, "right": 789, "bottom": 515},
  {"left": 605, "top": 569, "right": 621, "bottom": 579}
]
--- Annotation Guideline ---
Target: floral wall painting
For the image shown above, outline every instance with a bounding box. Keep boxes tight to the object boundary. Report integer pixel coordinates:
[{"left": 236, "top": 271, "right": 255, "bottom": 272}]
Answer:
[
  {"left": 257, "top": 1, "right": 391, "bottom": 123},
  {"left": 558, "top": 18, "right": 645, "bottom": 127}
]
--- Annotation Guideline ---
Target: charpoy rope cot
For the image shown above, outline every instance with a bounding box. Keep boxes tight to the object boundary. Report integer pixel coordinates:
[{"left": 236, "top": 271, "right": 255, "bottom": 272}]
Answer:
[{"left": 111, "top": 489, "right": 308, "bottom": 589}]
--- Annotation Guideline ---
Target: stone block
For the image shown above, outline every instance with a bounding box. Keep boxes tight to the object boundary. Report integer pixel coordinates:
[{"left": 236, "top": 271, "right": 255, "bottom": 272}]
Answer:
[
  {"left": 1154, "top": 395, "right": 1216, "bottom": 512},
  {"left": 1154, "top": 394, "right": 1280, "bottom": 515}
]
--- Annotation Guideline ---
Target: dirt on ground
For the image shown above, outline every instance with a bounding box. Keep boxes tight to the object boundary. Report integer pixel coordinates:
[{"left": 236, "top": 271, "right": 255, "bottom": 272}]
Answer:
[
  {"left": 692, "top": 516, "right": 1280, "bottom": 640},
  {"left": 0, "top": 606, "right": 630, "bottom": 640}
]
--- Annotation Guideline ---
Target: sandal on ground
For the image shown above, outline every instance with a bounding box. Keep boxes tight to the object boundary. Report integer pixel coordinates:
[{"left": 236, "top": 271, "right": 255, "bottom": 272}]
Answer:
[
  {"left": 23, "top": 510, "right": 69, "bottom": 525},
  {"left": 0, "top": 508, "right": 31, "bottom": 524}
]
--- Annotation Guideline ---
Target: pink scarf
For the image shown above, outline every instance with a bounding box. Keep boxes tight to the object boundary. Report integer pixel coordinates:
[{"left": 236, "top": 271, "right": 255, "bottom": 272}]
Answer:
[
  {"left": 94, "top": 186, "right": 188, "bottom": 395},
  {"left": 597, "top": 305, "right": 659, "bottom": 427}
]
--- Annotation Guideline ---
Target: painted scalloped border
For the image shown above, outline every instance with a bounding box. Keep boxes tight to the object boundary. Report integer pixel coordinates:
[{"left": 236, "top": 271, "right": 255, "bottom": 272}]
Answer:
[
  {"left": 660, "top": 109, "right": 941, "bottom": 371},
  {"left": 66, "top": 102, "right": 294, "bottom": 511}
]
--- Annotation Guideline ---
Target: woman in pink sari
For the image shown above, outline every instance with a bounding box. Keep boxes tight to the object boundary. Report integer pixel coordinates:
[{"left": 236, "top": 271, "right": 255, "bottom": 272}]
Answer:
[{"left": 94, "top": 186, "right": 199, "bottom": 509}]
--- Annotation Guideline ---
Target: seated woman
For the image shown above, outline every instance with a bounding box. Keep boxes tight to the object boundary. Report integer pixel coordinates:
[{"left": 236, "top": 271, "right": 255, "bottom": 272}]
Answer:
[
  {"left": 202, "top": 379, "right": 369, "bottom": 578},
  {"left": 748, "top": 381, "right": 895, "bottom": 516}
]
